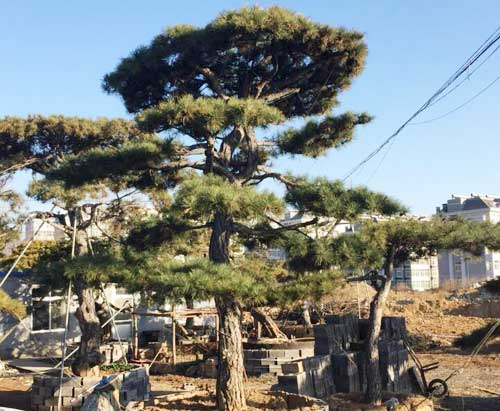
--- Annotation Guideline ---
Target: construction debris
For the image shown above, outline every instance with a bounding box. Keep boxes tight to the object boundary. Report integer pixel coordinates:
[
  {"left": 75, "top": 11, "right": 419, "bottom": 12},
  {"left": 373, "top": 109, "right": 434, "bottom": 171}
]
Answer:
[
  {"left": 30, "top": 367, "right": 150, "bottom": 411},
  {"left": 251, "top": 308, "right": 289, "bottom": 340}
]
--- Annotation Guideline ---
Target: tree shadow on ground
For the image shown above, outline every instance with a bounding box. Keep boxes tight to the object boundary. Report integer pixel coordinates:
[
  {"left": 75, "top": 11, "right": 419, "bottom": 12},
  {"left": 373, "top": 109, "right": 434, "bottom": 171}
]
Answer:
[
  {"left": 439, "top": 395, "right": 500, "bottom": 411},
  {"left": 0, "top": 389, "right": 31, "bottom": 410}
]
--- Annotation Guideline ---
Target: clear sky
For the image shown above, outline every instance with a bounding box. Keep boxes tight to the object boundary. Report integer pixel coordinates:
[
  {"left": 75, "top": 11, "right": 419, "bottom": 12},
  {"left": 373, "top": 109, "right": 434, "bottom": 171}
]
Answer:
[{"left": 2, "top": 1, "right": 500, "bottom": 215}]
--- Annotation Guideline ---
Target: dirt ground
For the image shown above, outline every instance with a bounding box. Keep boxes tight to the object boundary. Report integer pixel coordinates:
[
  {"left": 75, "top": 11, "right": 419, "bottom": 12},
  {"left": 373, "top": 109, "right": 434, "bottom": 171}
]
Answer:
[
  {"left": 0, "top": 286, "right": 499, "bottom": 411},
  {"left": 1, "top": 353, "right": 499, "bottom": 411}
]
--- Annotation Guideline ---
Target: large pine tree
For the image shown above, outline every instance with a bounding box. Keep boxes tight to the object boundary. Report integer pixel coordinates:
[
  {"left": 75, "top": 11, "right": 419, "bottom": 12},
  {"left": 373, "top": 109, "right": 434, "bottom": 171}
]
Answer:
[
  {"left": 40, "top": 7, "right": 409, "bottom": 410},
  {"left": 0, "top": 115, "right": 142, "bottom": 375}
]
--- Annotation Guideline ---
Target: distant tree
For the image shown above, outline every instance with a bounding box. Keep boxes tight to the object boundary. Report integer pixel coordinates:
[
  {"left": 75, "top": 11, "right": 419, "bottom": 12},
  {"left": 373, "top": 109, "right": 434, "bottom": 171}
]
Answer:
[
  {"left": 0, "top": 175, "right": 27, "bottom": 322},
  {"left": 328, "top": 217, "right": 500, "bottom": 404},
  {"left": 42, "top": 7, "right": 407, "bottom": 410},
  {"left": 0, "top": 174, "right": 22, "bottom": 254},
  {"left": 0, "top": 115, "right": 142, "bottom": 376}
]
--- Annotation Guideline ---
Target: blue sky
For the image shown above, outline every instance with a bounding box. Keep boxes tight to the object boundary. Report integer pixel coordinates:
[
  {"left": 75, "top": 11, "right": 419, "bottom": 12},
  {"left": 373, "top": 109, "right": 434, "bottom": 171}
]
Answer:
[{"left": 2, "top": 1, "right": 500, "bottom": 215}]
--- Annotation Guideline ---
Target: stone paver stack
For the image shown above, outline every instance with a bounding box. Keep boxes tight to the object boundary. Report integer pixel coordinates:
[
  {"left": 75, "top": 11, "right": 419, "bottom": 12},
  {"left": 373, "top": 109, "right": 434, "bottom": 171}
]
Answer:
[
  {"left": 244, "top": 346, "right": 314, "bottom": 376},
  {"left": 31, "top": 367, "right": 150, "bottom": 411},
  {"left": 276, "top": 315, "right": 412, "bottom": 398},
  {"left": 278, "top": 355, "right": 334, "bottom": 398}
]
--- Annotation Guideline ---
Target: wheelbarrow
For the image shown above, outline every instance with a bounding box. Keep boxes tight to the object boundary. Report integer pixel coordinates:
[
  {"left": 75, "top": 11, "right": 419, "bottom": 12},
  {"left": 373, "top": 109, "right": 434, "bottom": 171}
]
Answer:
[{"left": 403, "top": 339, "right": 448, "bottom": 398}]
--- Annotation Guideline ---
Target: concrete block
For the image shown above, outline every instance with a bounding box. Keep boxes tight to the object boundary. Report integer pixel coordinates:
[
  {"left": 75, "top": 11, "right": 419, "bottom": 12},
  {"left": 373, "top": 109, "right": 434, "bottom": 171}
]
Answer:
[
  {"left": 54, "top": 386, "right": 74, "bottom": 397},
  {"left": 43, "top": 398, "right": 59, "bottom": 407},
  {"left": 282, "top": 361, "right": 304, "bottom": 374},
  {"left": 30, "top": 395, "right": 45, "bottom": 406},
  {"left": 268, "top": 349, "right": 286, "bottom": 358}
]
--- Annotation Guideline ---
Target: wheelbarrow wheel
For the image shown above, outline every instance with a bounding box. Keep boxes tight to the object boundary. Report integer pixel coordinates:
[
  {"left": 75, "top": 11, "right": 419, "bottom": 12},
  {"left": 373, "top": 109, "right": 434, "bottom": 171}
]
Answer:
[{"left": 428, "top": 378, "right": 448, "bottom": 398}]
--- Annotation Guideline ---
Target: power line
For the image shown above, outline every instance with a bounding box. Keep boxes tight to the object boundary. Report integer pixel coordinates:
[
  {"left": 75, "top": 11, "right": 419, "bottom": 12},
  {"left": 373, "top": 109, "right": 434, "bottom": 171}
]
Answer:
[
  {"left": 427, "top": 41, "right": 500, "bottom": 109},
  {"left": 365, "top": 138, "right": 396, "bottom": 184},
  {"left": 367, "top": 65, "right": 500, "bottom": 181},
  {"left": 410, "top": 71, "right": 500, "bottom": 125},
  {"left": 342, "top": 25, "right": 500, "bottom": 182}
]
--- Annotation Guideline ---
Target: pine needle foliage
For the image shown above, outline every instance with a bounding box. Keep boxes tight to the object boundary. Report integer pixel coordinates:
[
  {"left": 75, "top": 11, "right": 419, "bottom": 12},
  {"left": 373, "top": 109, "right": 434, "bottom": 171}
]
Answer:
[
  {"left": 15, "top": 7, "right": 409, "bottom": 409},
  {"left": 104, "top": 6, "right": 367, "bottom": 117},
  {"left": 0, "top": 289, "right": 26, "bottom": 319},
  {"left": 285, "top": 177, "right": 407, "bottom": 219}
]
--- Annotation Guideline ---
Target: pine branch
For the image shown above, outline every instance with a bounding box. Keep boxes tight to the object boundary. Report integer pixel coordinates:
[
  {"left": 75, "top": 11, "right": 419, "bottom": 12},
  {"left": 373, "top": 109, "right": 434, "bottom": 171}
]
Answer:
[
  {"left": 0, "top": 157, "right": 44, "bottom": 176},
  {"left": 233, "top": 216, "right": 318, "bottom": 239},
  {"left": 243, "top": 167, "right": 299, "bottom": 187},
  {"left": 347, "top": 273, "right": 387, "bottom": 283},
  {"left": 199, "top": 68, "right": 229, "bottom": 100},
  {"left": 263, "top": 87, "right": 301, "bottom": 103}
]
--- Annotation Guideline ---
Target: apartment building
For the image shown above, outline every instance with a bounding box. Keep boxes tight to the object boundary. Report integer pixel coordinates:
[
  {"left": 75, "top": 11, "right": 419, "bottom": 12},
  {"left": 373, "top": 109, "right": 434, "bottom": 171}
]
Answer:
[
  {"left": 437, "top": 194, "right": 500, "bottom": 284},
  {"left": 269, "top": 210, "right": 439, "bottom": 291}
]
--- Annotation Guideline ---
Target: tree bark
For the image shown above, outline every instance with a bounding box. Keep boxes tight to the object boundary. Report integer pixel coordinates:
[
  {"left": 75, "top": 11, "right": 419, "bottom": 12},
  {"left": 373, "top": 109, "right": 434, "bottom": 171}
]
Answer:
[
  {"left": 215, "top": 296, "right": 246, "bottom": 411},
  {"left": 301, "top": 301, "right": 313, "bottom": 328},
  {"left": 185, "top": 296, "right": 194, "bottom": 329},
  {"left": 364, "top": 252, "right": 394, "bottom": 404},
  {"left": 209, "top": 212, "right": 246, "bottom": 411},
  {"left": 71, "top": 232, "right": 104, "bottom": 377}
]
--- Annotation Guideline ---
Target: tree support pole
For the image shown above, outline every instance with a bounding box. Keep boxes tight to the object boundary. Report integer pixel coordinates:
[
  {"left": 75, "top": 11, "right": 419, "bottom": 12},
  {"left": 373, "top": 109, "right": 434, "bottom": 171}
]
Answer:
[{"left": 57, "top": 282, "right": 72, "bottom": 411}]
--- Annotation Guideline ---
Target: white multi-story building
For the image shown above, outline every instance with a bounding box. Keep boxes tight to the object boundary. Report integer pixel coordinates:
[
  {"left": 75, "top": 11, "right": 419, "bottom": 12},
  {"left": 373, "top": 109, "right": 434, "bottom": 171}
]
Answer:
[
  {"left": 268, "top": 210, "right": 439, "bottom": 291},
  {"left": 437, "top": 194, "right": 500, "bottom": 285},
  {"left": 23, "top": 216, "right": 66, "bottom": 242}
]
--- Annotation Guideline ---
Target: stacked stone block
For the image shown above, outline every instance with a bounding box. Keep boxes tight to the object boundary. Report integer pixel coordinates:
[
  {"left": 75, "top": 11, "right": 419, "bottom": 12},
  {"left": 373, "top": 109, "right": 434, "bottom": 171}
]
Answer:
[
  {"left": 31, "top": 367, "right": 150, "bottom": 411},
  {"left": 379, "top": 340, "right": 412, "bottom": 393},
  {"left": 314, "top": 315, "right": 360, "bottom": 355},
  {"left": 277, "top": 315, "right": 413, "bottom": 398},
  {"left": 277, "top": 355, "right": 334, "bottom": 398},
  {"left": 244, "top": 347, "right": 314, "bottom": 376}
]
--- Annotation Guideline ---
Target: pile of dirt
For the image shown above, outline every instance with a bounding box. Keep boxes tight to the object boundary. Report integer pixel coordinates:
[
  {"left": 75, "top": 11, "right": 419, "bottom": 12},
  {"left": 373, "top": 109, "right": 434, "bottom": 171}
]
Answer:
[{"left": 386, "top": 288, "right": 500, "bottom": 349}]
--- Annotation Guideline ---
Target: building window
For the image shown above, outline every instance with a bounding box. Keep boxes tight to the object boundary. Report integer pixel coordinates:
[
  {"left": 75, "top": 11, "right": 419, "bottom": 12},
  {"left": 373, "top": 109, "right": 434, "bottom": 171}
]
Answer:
[{"left": 31, "top": 288, "right": 67, "bottom": 332}]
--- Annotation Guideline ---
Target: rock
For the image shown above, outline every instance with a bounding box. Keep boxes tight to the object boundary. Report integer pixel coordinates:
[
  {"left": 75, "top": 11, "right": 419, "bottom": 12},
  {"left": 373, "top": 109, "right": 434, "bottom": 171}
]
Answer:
[{"left": 82, "top": 390, "right": 121, "bottom": 411}]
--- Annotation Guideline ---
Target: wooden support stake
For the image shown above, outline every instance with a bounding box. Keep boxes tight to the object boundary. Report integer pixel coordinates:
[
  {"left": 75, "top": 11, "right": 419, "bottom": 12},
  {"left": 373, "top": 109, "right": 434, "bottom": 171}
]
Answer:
[
  {"left": 251, "top": 308, "right": 288, "bottom": 340},
  {"left": 132, "top": 310, "right": 139, "bottom": 361},
  {"left": 172, "top": 306, "right": 177, "bottom": 366}
]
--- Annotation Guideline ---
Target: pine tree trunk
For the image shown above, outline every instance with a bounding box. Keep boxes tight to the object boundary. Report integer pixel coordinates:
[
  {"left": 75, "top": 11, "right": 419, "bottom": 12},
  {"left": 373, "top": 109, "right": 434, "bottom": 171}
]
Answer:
[
  {"left": 185, "top": 296, "right": 194, "bottom": 329},
  {"left": 215, "top": 296, "right": 246, "bottom": 411},
  {"left": 364, "top": 254, "right": 394, "bottom": 404},
  {"left": 301, "top": 301, "right": 313, "bottom": 328},
  {"left": 72, "top": 232, "right": 104, "bottom": 377},
  {"left": 209, "top": 212, "right": 246, "bottom": 411}
]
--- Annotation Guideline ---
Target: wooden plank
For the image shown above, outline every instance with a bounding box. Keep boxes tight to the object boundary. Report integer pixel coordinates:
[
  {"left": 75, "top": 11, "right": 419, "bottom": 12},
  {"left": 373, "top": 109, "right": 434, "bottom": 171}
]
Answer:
[
  {"left": 6, "top": 358, "right": 54, "bottom": 373},
  {"left": 132, "top": 308, "right": 218, "bottom": 318}
]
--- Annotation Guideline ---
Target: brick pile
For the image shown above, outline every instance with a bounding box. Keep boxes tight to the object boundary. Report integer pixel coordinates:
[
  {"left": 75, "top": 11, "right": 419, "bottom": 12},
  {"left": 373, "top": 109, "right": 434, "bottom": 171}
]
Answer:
[
  {"left": 379, "top": 340, "right": 412, "bottom": 393},
  {"left": 276, "top": 315, "right": 413, "bottom": 398},
  {"left": 278, "top": 355, "right": 333, "bottom": 398},
  {"left": 244, "top": 346, "right": 314, "bottom": 376},
  {"left": 31, "top": 367, "right": 150, "bottom": 411},
  {"left": 314, "top": 315, "right": 360, "bottom": 355}
]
